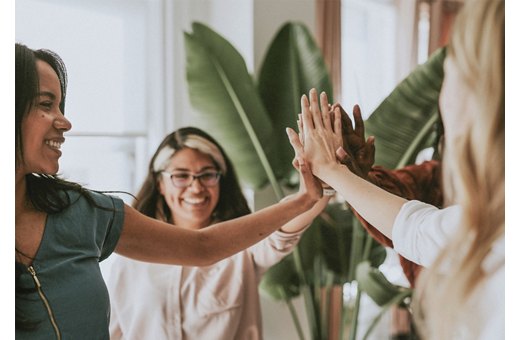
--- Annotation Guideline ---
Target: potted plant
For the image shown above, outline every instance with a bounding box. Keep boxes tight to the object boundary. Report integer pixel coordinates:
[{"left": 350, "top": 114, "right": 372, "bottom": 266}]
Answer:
[{"left": 184, "top": 21, "right": 445, "bottom": 339}]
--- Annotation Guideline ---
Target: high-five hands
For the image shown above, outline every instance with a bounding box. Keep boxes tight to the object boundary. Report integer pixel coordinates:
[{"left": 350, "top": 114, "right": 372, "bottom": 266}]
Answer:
[
  {"left": 286, "top": 88, "right": 343, "bottom": 181},
  {"left": 332, "top": 104, "right": 375, "bottom": 179}
]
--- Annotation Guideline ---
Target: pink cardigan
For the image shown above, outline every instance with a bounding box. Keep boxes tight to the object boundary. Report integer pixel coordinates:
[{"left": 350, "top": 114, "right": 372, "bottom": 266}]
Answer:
[{"left": 106, "top": 229, "right": 306, "bottom": 340}]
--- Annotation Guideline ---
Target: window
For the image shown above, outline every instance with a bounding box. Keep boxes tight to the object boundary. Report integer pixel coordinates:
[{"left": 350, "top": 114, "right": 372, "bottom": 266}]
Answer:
[{"left": 341, "top": 0, "right": 398, "bottom": 118}]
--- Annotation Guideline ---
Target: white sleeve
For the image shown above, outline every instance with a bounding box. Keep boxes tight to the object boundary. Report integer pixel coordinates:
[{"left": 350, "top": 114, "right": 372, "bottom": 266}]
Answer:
[
  {"left": 392, "top": 200, "right": 462, "bottom": 267},
  {"left": 248, "top": 228, "right": 307, "bottom": 274}
]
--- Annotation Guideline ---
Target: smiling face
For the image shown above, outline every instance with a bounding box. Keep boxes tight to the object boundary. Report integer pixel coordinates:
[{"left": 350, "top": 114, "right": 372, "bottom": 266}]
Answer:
[
  {"left": 19, "top": 60, "right": 72, "bottom": 177},
  {"left": 158, "top": 148, "right": 221, "bottom": 230}
]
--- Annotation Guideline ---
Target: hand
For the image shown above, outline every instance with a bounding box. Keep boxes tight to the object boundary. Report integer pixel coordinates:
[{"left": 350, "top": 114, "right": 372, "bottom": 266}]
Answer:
[
  {"left": 294, "top": 157, "right": 323, "bottom": 202},
  {"left": 290, "top": 117, "right": 324, "bottom": 197},
  {"left": 287, "top": 88, "right": 342, "bottom": 180},
  {"left": 332, "top": 103, "right": 375, "bottom": 179},
  {"left": 292, "top": 113, "right": 333, "bottom": 192}
]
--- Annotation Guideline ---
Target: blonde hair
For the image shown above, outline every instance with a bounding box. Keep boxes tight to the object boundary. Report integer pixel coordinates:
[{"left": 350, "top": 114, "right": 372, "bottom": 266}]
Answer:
[{"left": 414, "top": 0, "right": 504, "bottom": 338}]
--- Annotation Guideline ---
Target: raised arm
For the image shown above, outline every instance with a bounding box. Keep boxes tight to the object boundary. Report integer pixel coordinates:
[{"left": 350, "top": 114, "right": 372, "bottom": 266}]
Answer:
[
  {"left": 287, "top": 88, "right": 408, "bottom": 239},
  {"left": 115, "top": 158, "right": 322, "bottom": 266}
]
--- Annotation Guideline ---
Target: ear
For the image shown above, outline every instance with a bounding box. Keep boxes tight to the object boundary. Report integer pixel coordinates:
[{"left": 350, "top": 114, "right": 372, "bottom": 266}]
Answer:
[{"left": 157, "top": 176, "right": 166, "bottom": 196}]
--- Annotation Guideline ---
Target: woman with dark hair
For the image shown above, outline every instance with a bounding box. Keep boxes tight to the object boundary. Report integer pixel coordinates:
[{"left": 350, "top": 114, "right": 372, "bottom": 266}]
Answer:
[
  {"left": 107, "top": 127, "right": 329, "bottom": 339},
  {"left": 15, "top": 42, "right": 322, "bottom": 339}
]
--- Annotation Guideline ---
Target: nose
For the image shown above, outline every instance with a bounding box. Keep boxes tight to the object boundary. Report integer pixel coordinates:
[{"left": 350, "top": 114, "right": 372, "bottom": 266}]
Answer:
[
  {"left": 55, "top": 114, "right": 72, "bottom": 132},
  {"left": 187, "top": 176, "right": 205, "bottom": 192}
]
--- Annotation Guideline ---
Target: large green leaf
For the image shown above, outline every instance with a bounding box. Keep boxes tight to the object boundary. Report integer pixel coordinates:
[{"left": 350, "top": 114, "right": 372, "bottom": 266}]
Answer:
[
  {"left": 184, "top": 22, "right": 283, "bottom": 190},
  {"left": 258, "top": 22, "right": 333, "bottom": 185},
  {"left": 365, "top": 47, "right": 446, "bottom": 169},
  {"left": 260, "top": 203, "right": 386, "bottom": 301}
]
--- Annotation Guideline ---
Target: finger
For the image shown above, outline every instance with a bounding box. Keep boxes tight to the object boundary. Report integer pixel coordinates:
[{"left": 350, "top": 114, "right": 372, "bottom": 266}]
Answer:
[
  {"left": 301, "top": 94, "right": 314, "bottom": 137},
  {"left": 320, "top": 91, "right": 331, "bottom": 130},
  {"left": 309, "top": 88, "right": 323, "bottom": 129},
  {"left": 286, "top": 127, "right": 305, "bottom": 156},
  {"left": 297, "top": 114, "right": 304, "bottom": 145},
  {"left": 298, "top": 158, "right": 323, "bottom": 199},
  {"left": 340, "top": 105, "right": 354, "bottom": 135},
  {"left": 322, "top": 109, "right": 332, "bottom": 133},
  {"left": 358, "top": 136, "right": 376, "bottom": 163},
  {"left": 367, "top": 135, "right": 375, "bottom": 146},
  {"left": 336, "top": 147, "right": 349, "bottom": 163},
  {"left": 367, "top": 136, "right": 376, "bottom": 163},
  {"left": 292, "top": 157, "right": 299, "bottom": 170},
  {"left": 353, "top": 104, "right": 364, "bottom": 137},
  {"left": 333, "top": 107, "right": 342, "bottom": 136}
]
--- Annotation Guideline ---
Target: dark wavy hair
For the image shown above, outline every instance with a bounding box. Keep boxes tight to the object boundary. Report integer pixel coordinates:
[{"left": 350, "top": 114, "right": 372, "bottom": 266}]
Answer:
[
  {"left": 15, "top": 43, "right": 96, "bottom": 212},
  {"left": 133, "top": 127, "right": 251, "bottom": 223},
  {"left": 15, "top": 43, "right": 103, "bottom": 330}
]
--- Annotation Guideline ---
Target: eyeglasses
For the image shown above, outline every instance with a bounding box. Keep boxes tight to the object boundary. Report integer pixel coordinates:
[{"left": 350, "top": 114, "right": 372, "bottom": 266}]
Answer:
[{"left": 161, "top": 170, "right": 221, "bottom": 188}]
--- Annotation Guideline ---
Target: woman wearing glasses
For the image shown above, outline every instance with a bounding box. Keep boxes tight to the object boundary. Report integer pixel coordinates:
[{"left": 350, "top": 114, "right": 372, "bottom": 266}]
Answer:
[{"left": 106, "top": 127, "right": 330, "bottom": 340}]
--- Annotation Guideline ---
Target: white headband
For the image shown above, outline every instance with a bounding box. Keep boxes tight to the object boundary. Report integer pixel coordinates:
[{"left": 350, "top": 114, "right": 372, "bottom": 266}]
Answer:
[{"left": 152, "top": 135, "right": 227, "bottom": 174}]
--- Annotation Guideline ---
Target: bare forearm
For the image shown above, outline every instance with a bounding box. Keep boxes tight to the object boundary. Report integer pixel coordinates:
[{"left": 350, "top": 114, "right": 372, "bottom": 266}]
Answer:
[
  {"left": 280, "top": 195, "right": 330, "bottom": 233},
  {"left": 116, "top": 193, "right": 317, "bottom": 266},
  {"left": 199, "top": 194, "right": 318, "bottom": 261},
  {"left": 317, "top": 163, "right": 407, "bottom": 239}
]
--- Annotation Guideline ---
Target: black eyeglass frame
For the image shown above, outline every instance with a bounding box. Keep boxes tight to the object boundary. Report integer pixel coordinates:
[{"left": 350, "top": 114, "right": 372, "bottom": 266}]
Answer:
[{"left": 160, "top": 170, "right": 222, "bottom": 188}]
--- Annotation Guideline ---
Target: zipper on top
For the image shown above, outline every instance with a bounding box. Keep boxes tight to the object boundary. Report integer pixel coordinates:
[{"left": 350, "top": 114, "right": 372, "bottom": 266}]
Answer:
[{"left": 27, "top": 265, "right": 62, "bottom": 340}]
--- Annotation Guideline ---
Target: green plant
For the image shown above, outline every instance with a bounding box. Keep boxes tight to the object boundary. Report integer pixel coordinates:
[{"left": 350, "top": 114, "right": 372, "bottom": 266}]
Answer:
[
  {"left": 364, "top": 47, "right": 446, "bottom": 169},
  {"left": 185, "top": 21, "right": 384, "bottom": 339},
  {"left": 348, "top": 46, "right": 446, "bottom": 340},
  {"left": 184, "top": 21, "right": 445, "bottom": 340}
]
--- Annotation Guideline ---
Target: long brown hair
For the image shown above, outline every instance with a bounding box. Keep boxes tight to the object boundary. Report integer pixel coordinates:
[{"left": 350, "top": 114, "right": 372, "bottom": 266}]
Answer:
[{"left": 133, "top": 127, "right": 251, "bottom": 223}]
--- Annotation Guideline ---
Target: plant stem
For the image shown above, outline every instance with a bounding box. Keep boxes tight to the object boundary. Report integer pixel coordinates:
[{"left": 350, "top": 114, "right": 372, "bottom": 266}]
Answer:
[
  {"left": 293, "top": 246, "right": 320, "bottom": 338},
  {"left": 349, "top": 219, "right": 375, "bottom": 340},
  {"left": 348, "top": 285, "right": 362, "bottom": 340},
  {"left": 347, "top": 218, "right": 364, "bottom": 282},
  {"left": 361, "top": 290, "right": 412, "bottom": 340},
  {"left": 282, "top": 288, "right": 306, "bottom": 340}
]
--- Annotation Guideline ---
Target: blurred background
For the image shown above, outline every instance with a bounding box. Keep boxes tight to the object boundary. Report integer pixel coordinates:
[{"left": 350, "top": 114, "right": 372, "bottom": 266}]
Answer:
[{"left": 15, "top": 0, "right": 462, "bottom": 338}]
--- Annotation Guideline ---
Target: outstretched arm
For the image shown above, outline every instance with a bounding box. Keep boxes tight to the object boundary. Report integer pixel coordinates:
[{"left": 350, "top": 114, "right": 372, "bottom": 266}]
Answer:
[
  {"left": 280, "top": 119, "right": 332, "bottom": 233},
  {"left": 115, "top": 158, "right": 322, "bottom": 266},
  {"left": 287, "top": 88, "right": 408, "bottom": 239}
]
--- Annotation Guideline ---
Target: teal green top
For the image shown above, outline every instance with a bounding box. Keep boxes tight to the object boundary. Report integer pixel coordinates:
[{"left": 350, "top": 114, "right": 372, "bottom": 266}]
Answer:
[{"left": 16, "top": 190, "right": 125, "bottom": 340}]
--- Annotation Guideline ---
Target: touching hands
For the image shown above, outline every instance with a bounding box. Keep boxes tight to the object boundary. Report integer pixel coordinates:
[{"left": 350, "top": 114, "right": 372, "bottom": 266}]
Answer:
[
  {"left": 286, "top": 88, "right": 342, "bottom": 181},
  {"left": 294, "top": 156, "right": 324, "bottom": 202},
  {"left": 290, "top": 115, "right": 324, "bottom": 200},
  {"left": 332, "top": 104, "right": 375, "bottom": 179}
]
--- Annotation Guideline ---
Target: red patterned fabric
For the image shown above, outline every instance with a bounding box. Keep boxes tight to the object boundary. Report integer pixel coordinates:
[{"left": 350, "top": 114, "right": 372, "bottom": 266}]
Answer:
[{"left": 352, "top": 160, "right": 443, "bottom": 287}]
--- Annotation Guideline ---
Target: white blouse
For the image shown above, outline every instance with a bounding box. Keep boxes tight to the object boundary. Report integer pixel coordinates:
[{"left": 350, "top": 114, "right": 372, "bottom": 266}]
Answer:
[
  {"left": 392, "top": 200, "right": 504, "bottom": 339},
  {"left": 107, "top": 228, "right": 306, "bottom": 340}
]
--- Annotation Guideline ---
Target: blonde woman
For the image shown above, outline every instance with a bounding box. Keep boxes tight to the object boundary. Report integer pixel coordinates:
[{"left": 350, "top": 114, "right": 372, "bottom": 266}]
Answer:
[{"left": 287, "top": 0, "right": 504, "bottom": 338}]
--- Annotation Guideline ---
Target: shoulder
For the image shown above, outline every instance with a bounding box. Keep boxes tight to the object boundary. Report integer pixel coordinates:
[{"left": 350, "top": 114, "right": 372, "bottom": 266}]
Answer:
[{"left": 65, "top": 189, "right": 125, "bottom": 211}]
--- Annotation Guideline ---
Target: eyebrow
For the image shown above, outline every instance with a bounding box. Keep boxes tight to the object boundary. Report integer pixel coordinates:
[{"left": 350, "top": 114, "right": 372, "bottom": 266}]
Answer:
[{"left": 37, "top": 91, "right": 57, "bottom": 100}]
